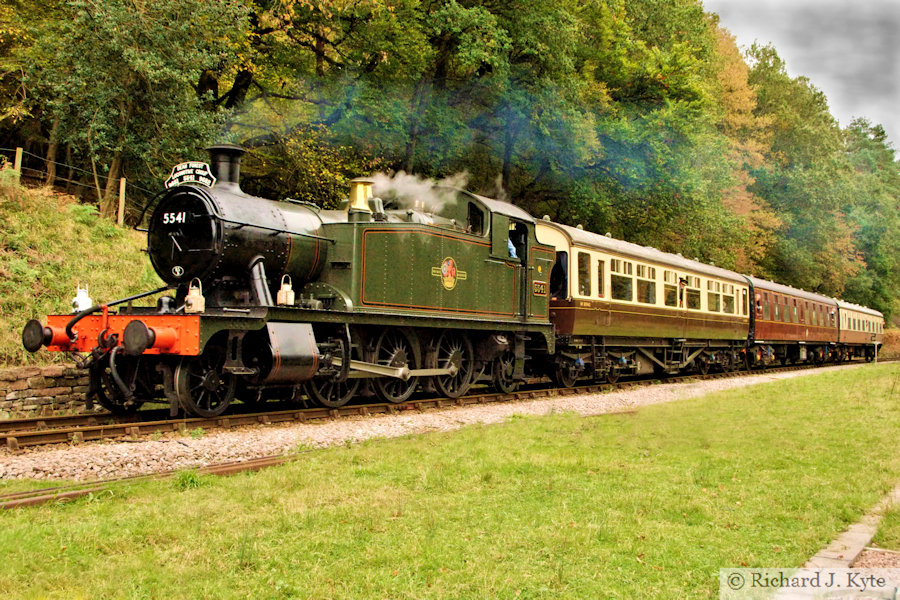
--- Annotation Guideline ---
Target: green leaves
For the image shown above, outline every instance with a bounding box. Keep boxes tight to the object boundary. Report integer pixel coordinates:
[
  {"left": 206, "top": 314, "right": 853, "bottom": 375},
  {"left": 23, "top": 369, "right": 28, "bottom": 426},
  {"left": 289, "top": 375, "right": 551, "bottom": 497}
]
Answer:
[{"left": 1, "top": 0, "right": 896, "bottom": 319}]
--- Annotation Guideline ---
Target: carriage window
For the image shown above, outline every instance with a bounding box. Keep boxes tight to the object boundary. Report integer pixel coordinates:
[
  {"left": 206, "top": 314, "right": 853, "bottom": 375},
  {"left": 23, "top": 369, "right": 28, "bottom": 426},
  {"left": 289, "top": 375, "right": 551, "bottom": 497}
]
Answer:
[
  {"left": 686, "top": 289, "right": 701, "bottom": 310},
  {"left": 637, "top": 279, "right": 656, "bottom": 304},
  {"left": 708, "top": 291, "right": 721, "bottom": 312},
  {"left": 577, "top": 252, "right": 591, "bottom": 296},
  {"left": 597, "top": 260, "right": 605, "bottom": 297},
  {"left": 612, "top": 274, "right": 633, "bottom": 301},
  {"left": 723, "top": 294, "right": 735, "bottom": 314},
  {"left": 636, "top": 265, "right": 656, "bottom": 304},
  {"left": 664, "top": 284, "right": 678, "bottom": 307},
  {"left": 741, "top": 289, "right": 748, "bottom": 316}
]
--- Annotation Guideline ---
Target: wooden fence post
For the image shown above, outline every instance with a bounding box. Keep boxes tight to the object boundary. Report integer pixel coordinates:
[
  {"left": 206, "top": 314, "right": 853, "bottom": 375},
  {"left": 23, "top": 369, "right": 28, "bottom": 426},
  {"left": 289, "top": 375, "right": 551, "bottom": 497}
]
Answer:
[
  {"left": 117, "top": 178, "right": 126, "bottom": 226},
  {"left": 13, "top": 147, "right": 23, "bottom": 185}
]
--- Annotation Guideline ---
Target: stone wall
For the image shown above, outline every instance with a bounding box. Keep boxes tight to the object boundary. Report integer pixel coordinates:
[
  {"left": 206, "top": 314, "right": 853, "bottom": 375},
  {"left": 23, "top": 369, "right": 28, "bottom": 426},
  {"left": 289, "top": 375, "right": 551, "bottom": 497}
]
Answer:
[{"left": 0, "top": 363, "right": 90, "bottom": 418}]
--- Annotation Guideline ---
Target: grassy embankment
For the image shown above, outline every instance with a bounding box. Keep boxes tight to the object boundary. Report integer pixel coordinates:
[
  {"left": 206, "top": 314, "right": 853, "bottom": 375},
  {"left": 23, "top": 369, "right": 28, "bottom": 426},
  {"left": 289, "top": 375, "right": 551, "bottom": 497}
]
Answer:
[
  {"left": 0, "top": 178, "right": 162, "bottom": 365},
  {"left": 0, "top": 363, "right": 897, "bottom": 599}
]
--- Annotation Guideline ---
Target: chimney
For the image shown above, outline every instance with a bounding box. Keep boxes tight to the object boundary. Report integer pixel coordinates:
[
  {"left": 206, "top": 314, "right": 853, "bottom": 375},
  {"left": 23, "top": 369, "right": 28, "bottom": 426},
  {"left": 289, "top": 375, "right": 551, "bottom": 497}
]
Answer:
[{"left": 206, "top": 144, "right": 245, "bottom": 189}]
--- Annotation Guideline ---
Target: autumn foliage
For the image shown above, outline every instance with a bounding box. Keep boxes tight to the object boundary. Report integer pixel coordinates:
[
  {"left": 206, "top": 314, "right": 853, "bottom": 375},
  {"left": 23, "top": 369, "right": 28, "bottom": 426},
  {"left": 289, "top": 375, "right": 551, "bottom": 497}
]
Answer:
[{"left": 0, "top": 0, "right": 897, "bottom": 319}]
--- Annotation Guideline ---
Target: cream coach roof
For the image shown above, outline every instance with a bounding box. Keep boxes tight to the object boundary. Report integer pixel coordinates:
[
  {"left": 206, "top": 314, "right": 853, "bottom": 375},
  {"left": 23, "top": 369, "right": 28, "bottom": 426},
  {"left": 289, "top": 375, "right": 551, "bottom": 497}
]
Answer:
[
  {"left": 539, "top": 221, "right": 746, "bottom": 284},
  {"left": 835, "top": 299, "right": 884, "bottom": 319}
]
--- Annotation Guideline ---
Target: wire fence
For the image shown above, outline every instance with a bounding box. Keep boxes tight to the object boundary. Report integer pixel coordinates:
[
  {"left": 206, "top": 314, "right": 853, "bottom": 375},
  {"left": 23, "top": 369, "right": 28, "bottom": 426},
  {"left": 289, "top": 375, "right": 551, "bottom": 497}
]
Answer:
[{"left": 0, "top": 146, "right": 157, "bottom": 224}]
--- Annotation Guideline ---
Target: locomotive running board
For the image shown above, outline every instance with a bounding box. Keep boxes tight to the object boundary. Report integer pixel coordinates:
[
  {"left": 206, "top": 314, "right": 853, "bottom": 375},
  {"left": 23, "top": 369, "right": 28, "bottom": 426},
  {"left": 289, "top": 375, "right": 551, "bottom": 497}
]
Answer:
[{"left": 331, "top": 357, "right": 457, "bottom": 381}]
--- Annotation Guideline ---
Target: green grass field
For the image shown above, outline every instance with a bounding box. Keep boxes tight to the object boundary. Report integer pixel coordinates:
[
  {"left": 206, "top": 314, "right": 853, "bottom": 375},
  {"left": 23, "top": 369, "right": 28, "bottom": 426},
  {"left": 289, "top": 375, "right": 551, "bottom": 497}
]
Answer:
[{"left": 0, "top": 364, "right": 898, "bottom": 599}]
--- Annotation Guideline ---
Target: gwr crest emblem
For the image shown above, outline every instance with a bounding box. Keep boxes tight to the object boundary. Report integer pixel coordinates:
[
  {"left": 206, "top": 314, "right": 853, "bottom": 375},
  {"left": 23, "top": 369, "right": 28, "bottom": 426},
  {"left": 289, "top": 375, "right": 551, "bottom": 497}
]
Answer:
[{"left": 431, "top": 257, "right": 467, "bottom": 290}]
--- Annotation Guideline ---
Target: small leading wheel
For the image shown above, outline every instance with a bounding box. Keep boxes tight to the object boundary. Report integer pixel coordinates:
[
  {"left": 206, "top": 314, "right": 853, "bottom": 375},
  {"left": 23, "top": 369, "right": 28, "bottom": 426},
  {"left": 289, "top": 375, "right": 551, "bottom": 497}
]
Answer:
[
  {"left": 305, "top": 377, "right": 360, "bottom": 408},
  {"left": 433, "top": 331, "right": 475, "bottom": 398},
  {"left": 491, "top": 350, "right": 519, "bottom": 394},
  {"left": 174, "top": 347, "right": 235, "bottom": 417},
  {"left": 373, "top": 329, "right": 419, "bottom": 404},
  {"left": 92, "top": 353, "right": 147, "bottom": 415}
]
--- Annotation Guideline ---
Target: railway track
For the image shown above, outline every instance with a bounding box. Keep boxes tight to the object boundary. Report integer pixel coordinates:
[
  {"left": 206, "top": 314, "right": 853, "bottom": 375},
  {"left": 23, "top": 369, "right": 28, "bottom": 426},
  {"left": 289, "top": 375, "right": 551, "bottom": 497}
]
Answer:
[
  {"left": 0, "top": 359, "right": 890, "bottom": 510},
  {"left": 0, "top": 454, "right": 292, "bottom": 509},
  {"left": 0, "top": 360, "right": 877, "bottom": 451}
]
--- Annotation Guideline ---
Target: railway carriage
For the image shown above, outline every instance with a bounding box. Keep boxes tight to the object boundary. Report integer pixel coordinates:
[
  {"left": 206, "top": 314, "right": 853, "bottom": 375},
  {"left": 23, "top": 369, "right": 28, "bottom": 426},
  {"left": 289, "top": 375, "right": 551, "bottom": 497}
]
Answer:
[
  {"left": 535, "top": 220, "right": 751, "bottom": 383},
  {"left": 745, "top": 277, "right": 839, "bottom": 365},
  {"left": 836, "top": 300, "right": 883, "bottom": 361}
]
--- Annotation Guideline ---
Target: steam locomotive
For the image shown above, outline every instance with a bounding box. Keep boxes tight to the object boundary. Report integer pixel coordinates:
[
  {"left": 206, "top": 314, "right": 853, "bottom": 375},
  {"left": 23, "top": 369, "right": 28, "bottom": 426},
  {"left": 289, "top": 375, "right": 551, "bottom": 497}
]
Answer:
[{"left": 22, "top": 145, "right": 884, "bottom": 417}]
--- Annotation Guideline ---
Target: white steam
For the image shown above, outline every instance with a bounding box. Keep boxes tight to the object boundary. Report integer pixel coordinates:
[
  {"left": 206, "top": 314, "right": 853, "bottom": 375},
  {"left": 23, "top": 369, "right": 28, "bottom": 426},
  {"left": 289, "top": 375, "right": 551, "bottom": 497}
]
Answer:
[{"left": 371, "top": 171, "right": 469, "bottom": 214}]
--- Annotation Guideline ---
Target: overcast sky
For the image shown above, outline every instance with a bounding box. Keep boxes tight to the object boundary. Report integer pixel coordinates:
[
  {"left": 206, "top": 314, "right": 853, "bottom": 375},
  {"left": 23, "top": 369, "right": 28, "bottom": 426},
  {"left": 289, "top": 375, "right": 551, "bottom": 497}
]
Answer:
[{"left": 703, "top": 0, "right": 900, "bottom": 150}]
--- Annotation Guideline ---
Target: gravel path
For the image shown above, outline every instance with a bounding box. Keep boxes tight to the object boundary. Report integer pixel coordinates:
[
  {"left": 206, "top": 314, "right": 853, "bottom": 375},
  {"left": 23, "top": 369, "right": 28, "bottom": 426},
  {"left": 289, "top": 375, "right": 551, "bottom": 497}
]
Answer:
[
  {"left": 854, "top": 549, "right": 900, "bottom": 568},
  {"left": 0, "top": 364, "right": 869, "bottom": 481}
]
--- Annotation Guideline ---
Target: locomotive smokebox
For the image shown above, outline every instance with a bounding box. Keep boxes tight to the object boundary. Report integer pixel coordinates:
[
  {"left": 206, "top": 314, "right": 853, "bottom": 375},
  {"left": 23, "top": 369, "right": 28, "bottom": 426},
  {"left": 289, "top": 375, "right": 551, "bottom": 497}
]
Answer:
[
  {"left": 207, "top": 143, "right": 245, "bottom": 188},
  {"left": 147, "top": 146, "right": 329, "bottom": 304}
]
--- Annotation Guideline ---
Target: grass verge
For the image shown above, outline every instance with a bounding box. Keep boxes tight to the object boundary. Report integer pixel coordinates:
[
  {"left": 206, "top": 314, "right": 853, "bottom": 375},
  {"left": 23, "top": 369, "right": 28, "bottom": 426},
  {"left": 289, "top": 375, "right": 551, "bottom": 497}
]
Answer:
[
  {"left": 873, "top": 505, "right": 900, "bottom": 551},
  {"left": 0, "top": 183, "right": 163, "bottom": 365},
  {"left": 0, "top": 364, "right": 898, "bottom": 599}
]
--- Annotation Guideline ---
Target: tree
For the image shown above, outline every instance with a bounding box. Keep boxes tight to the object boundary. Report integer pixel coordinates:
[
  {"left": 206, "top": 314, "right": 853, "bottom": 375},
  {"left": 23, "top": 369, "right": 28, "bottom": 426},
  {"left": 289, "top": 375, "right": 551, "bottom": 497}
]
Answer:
[
  {"left": 24, "top": 0, "right": 249, "bottom": 216},
  {"left": 840, "top": 119, "right": 900, "bottom": 319},
  {"left": 746, "top": 43, "right": 864, "bottom": 295}
]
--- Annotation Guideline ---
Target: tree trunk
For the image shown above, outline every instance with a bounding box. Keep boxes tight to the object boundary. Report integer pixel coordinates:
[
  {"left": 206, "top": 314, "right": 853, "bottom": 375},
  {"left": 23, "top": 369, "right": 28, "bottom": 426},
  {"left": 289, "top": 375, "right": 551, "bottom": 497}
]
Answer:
[
  {"left": 404, "top": 79, "right": 430, "bottom": 172},
  {"left": 64, "top": 145, "right": 73, "bottom": 193},
  {"left": 315, "top": 30, "right": 326, "bottom": 77},
  {"left": 45, "top": 118, "right": 60, "bottom": 186},
  {"left": 100, "top": 152, "right": 122, "bottom": 219},
  {"left": 502, "top": 124, "right": 515, "bottom": 193}
]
